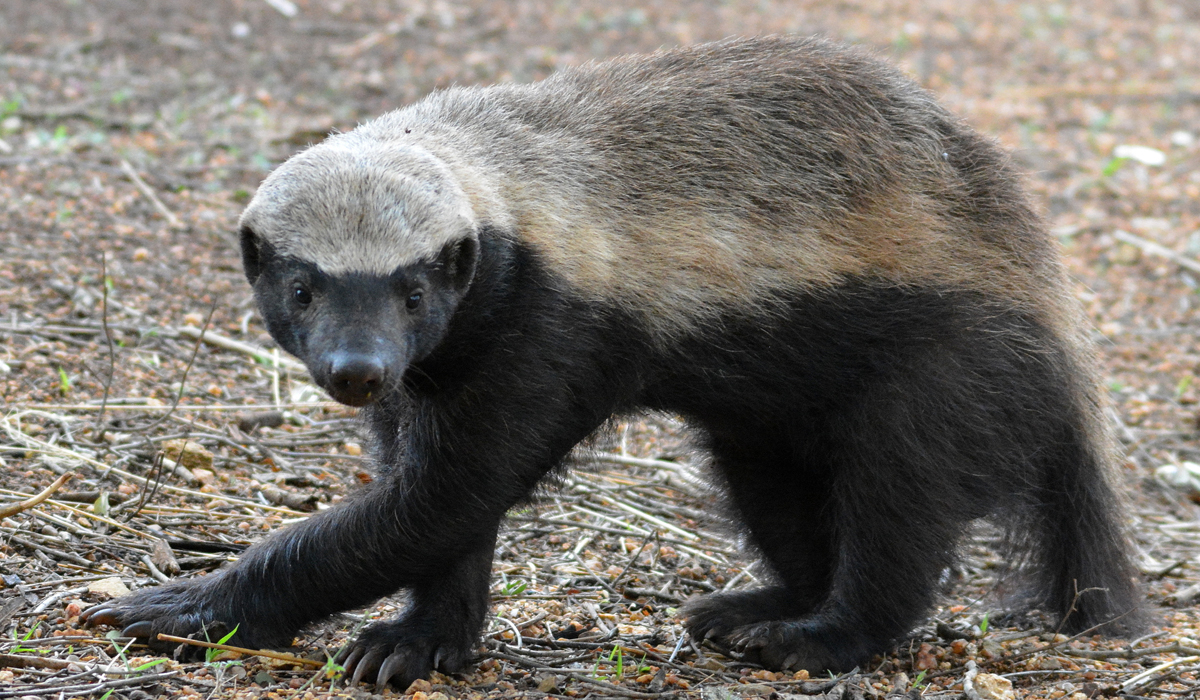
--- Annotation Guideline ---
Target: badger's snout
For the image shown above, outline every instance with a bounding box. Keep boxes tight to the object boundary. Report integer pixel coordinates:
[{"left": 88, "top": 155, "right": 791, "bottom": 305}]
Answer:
[{"left": 325, "top": 351, "right": 387, "bottom": 406}]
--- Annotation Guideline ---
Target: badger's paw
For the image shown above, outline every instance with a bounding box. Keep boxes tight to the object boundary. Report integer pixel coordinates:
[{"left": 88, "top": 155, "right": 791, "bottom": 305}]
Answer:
[
  {"left": 80, "top": 579, "right": 279, "bottom": 655},
  {"left": 682, "top": 587, "right": 809, "bottom": 641},
  {"left": 712, "top": 619, "right": 872, "bottom": 674},
  {"left": 723, "top": 620, "right": 835, "bottom": 672},
  {"left": 340, "top": 615, "right": 477, "bottom": 689}
]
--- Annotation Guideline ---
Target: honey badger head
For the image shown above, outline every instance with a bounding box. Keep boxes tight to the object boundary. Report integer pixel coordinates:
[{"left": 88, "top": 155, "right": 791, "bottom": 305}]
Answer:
[{"left": 238, "top": 140, "right": 479, "bottom": 406}]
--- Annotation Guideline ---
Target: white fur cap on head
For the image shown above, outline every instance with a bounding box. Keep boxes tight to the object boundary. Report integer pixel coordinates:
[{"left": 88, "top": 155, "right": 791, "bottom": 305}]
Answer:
[{"left": 238, "top": 139, "right": 477, "bottom": 276}]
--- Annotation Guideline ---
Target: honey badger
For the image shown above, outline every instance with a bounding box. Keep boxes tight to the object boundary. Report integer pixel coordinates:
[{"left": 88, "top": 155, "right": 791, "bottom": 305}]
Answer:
[{"left": 84, "top": 36, "right": 1144, "bottom": 686}]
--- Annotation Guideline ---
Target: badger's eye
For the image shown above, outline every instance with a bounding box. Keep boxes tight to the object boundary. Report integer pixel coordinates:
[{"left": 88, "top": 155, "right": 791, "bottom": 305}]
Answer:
[
  {"left": 405, "top": 291, "right": 422, "bottom": 310},
  {"left": 294, "top": 286, "right": 312, "bottom": 306}
]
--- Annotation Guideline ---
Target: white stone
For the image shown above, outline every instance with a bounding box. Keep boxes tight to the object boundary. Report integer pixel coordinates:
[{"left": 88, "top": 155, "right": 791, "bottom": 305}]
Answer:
[{"left": 1113, "top": 144, "right": 1166, "bottom": 166}]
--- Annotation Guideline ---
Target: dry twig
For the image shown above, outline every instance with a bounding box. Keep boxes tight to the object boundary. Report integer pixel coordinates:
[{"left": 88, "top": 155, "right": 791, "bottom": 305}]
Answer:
[
  {"left": 119, "top": 159, "right": 184, "bottom": 230},
  {"left": 175, "top": 325, "right": 307, "bottom": 373},
  {"left": 154, "top": 633, "right": 325, "bottom": 668},
  {"left": 94, "top": 252, "right": 116, "bottom": 431},
  {"left": 1113, "top": 230, "right": 1200, "bottom": 275},
  {"left": 0, "top": 472, "right": 73, "bottom": 519}
]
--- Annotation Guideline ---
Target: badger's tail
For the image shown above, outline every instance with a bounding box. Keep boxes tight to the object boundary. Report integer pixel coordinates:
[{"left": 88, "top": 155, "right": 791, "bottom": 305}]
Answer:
[{"left": 1022, "top": 397, "right": 1146, "bottom": 636}]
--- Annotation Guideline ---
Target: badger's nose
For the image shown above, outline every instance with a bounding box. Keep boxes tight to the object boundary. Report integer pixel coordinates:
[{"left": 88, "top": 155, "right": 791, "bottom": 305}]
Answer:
[{"left": 327, "top": 352, "right": 385, "bottom": 406}]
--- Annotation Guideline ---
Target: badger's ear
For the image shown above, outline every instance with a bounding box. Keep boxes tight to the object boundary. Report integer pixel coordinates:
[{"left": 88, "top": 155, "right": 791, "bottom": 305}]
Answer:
[
  {"left": 439, "top": 235, "right": 479, "bottom": 295},
  {"left": 239, "top": 226, "right": 273, "bottom": 286}
]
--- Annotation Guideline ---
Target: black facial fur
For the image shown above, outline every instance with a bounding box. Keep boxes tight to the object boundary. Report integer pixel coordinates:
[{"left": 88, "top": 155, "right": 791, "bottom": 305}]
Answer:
[{"left": 242, "top": 229, "right": 475, "bottom": 406}]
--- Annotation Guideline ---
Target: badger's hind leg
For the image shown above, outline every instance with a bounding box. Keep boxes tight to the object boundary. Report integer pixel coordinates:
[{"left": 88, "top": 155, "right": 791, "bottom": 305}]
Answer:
[
  {"left": 682, "top": 428, "right": 846, "bottom": 665},
  {"left": 679, "top": 296, "right": 1140, "bottom": 672},
  {"left": 685, "top": 412, "right": 968, "bottom": 672}
]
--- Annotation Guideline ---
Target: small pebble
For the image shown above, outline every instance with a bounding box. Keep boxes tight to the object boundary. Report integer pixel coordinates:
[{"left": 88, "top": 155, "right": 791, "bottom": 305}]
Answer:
[
  {"left": 406, "top": 678, "right": 432, "bottom": 694},
  {"left": 87, "top": 577, "right": 130, "bottom": 598}
]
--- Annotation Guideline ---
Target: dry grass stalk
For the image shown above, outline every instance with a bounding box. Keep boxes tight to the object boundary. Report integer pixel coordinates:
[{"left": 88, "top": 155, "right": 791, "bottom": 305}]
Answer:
[{"left": 0, "top": 472, "right": 73, "bottom": 519}]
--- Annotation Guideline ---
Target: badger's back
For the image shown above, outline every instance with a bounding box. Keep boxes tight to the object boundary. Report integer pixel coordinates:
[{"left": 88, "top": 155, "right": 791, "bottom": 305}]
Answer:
[{"left": 357, "top": 37, "right": 1066, "bottom": 341}]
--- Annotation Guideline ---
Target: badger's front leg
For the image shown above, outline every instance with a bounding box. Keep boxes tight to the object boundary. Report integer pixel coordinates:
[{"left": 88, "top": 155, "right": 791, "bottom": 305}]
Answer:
[
  {"left": 85, "top": 367, "right": 605, "bottom": 688},
  {"left": 79, "top": 486, "right": 416, "bottom": 648},
  {"left": 83, "top": 471, "right": 519, "bottom": 688},
  {"left": 82, "top": 478, "right": 507, "bottom": 669}
]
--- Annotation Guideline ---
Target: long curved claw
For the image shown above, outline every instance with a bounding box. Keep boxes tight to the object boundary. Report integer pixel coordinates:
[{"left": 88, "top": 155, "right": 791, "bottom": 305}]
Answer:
[
  {"left": 740, "top": 632, "right": 769, "bottom": 650},
  {"left": 340, "top": 645, "right": 364, "bottom": 677},
  {"left": 376, "top": 651, "right": 410, "bottom": 689},
  {"left": 350, "top": 647, "right": 387, "bottom": 686},
  {"left": 781, "top": 652, "right": 803, "bottom": 671},
  {"left": 80, "top": 605, "right": 119, "bottom": 626},
  {"left": 121, "top": 620, "right": 155, "bottom": 639},
  {"left": 433, "top": 643, "right": 472, "bottom": 675}
]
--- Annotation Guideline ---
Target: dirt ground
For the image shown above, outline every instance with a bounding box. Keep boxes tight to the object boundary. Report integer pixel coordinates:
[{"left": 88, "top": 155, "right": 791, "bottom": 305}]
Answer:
[{"left": 3, "top": 1, "right": 1200, "bottom": 698}]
